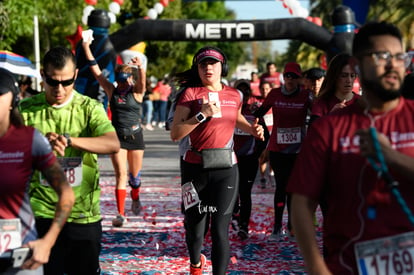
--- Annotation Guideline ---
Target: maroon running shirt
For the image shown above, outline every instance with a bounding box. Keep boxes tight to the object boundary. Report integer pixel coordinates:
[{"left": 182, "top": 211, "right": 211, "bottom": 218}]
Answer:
[{"left": 288, "top": 98, "right": 414, "bottom": 273}]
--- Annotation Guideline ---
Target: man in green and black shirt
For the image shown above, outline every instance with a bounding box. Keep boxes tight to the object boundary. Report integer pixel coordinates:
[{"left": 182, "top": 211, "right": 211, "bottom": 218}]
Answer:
[{"left": 19, "top": 46, "right": 120, "bottom": 275}]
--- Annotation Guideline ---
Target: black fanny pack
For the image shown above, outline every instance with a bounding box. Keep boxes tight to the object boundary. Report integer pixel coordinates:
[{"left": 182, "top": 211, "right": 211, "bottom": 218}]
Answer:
[
  {"left": 201, "top": 148, "right": 233, "bottom": 169},
  {"left": 117, "top": 124, "right": 141, "bottom": 140},
  {"left": 0, "top": 258, "right": 12, "bottom": 273}
]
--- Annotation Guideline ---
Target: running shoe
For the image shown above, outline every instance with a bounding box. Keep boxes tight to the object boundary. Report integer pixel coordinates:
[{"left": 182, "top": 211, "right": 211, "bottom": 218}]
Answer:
[
  {"left": 112, "top": 215, "right": 126, "bottom": 227},
  {"left": 145, "top": 124, "right": 154, "bottom": 131},
  {"left": 268, "top": 229, "right": 284, "bottom": 242},
  {"left": 238, "top": 228, "right": 249, "bottom": 240},
  {"left": 190, "top": 253, "right": 206, "bottom": 275},
  {"left": 131, "top": 197, "right": 142, "bottom": 215},
  {"left": 231, "top": 212, "right": 240, "bottom": 231}
]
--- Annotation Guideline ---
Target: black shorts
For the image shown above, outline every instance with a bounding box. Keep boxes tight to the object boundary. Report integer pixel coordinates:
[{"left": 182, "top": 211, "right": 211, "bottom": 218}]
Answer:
[
  {"left": 117, "top": 129, "right": 145, "bottom": 150},
  {"left": 35, "top": 219, "right": 102, "bottom": 275}
]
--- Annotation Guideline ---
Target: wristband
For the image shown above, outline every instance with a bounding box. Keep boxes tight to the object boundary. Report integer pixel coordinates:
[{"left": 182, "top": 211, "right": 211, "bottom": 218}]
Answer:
[
  {"left": 63, "top": 133, "right": 72, "bottom": 147},
  {"left": 88, "top": 59, "right": 98, "bottom": 66}
]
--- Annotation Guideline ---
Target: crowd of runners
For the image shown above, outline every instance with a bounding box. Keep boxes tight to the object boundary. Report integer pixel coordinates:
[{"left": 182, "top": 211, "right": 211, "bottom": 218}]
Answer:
[{"left": 1, "top": 19, "right": 414, "bottom": 275}]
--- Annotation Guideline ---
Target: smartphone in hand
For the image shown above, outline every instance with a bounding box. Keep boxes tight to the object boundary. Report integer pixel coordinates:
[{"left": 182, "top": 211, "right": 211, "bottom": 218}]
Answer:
[
  {"left": 208, "top": 92, "right": 222, "bottom": 118},
  {"left": 11, "top": 247, "right": 32, "bottom": 268}
]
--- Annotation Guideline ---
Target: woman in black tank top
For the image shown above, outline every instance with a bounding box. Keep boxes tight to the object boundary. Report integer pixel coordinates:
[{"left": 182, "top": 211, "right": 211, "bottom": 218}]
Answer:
[{"left": 82, "top": 38, "right": 146, "bottom": 227}]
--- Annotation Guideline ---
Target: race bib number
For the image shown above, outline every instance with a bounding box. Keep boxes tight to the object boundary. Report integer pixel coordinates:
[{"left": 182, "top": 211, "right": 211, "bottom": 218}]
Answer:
[
  {"left": 355, "top": 231, "right": 414, "bottom": 275},
  {"left": 277, "top": 127, "right": 301, "bottom": 144},
  {"left": 41, "top": 157, "right": 83, "bottom": 187},
  {"left": 181, "top": 182, "right": 200, "bottom": 210},
  {"left": 0, "top": 219, "right": 21, "bottom": 255}
]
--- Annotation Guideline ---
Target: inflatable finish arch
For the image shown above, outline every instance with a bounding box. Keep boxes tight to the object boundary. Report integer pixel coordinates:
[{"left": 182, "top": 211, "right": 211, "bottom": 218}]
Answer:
[
  {"left": 109, "top": 6, "right": 357, "bottom": 61},
  {"left": 75, "top": 6, "right": 356, "bottom": 105}
]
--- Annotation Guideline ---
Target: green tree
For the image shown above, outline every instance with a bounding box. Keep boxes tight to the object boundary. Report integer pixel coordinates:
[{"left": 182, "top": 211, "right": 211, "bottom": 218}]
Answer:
[
  {"left": 144, "top": 0, "right": 244, "bottom": 80},
  {"left": 1, "top": 0, "right": 243, "bottom": 81},
  {"left": 1, "top": 0, "right": 118, "bottom": 57}
]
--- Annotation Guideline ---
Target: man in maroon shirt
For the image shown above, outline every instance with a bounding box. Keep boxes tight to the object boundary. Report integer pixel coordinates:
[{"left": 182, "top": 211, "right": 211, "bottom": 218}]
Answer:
[
  {"left": 288, "top": 21, "right": 414, "bottom": 274},
  {"left": 260, "top": 62, "right": 283, "bottom": 88}
]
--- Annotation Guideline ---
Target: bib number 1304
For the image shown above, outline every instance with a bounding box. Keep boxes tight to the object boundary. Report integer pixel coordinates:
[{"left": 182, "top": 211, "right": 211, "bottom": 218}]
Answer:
[
  {"left": 355, "top": 231, "right": 414, "bottom": 275},
  {"left": 277, "top": 127, "right": 301, "bottom": 144}
]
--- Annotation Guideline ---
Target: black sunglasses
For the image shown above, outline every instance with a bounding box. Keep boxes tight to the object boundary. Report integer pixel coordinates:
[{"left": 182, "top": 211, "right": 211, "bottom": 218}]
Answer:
[
  {"left": 284, "top": 73, "right": 300, "bottom": 79},
  {"left": 44, "top": 73, "right": 76, "bottom": 87}
]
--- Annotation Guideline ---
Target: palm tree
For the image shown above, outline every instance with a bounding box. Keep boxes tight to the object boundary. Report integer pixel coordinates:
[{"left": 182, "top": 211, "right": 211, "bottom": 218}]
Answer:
[{"left": 288, "top": 0, "right": 414, "bottom": 69}]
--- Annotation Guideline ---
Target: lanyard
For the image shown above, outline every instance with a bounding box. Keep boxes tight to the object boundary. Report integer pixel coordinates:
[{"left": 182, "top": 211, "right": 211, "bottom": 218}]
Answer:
[{"left": 367, "top": 127, "right": 414, "bottom": 226}]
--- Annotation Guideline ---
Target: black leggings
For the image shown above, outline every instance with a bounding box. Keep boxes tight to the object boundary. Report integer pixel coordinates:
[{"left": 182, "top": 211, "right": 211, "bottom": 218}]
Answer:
[
  {"left": 181, "top": 161, "right": 239, "bottom": 275},
  {"left": 236, "top": 154, "right": 259, "bottom": 230},
  {"left": 269, "top": 152, "right": 297, "bottom": 232}
]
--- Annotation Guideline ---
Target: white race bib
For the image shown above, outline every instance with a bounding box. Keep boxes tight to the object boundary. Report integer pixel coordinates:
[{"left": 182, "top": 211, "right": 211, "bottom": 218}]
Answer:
[
  {"left": 355, "top": 231, "right": 414, "bottom": 275},
  {"left": 0, "top": 219, "right": 22, "bottom": 255},
  {"left": 41, "top": 157, "right": 83, "bottom": 187},
  {"left": 181, "top": 182, "right": 200, "bottom": 210},
  {"left": 277, "top": 127, "right": 301, "bottom": 144},
  {"left": 263, "top": 113, "right": 273, "bottom": 127}
]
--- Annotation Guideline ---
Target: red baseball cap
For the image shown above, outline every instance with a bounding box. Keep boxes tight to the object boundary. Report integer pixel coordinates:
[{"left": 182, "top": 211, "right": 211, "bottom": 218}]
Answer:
[{"left": 283, "top": 62, "right": 302, "bottom": 77}]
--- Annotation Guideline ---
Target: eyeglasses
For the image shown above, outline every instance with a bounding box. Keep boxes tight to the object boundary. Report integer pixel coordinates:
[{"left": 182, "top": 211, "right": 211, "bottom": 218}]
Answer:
[
  {"left": 284, "top": 73, "right": 300, "bottom": 79},
  {"left": 44, "top": 73, "right": 76, "bottom": 87},
  {"left": 365, "top": 52, "right": 411, "bottom": 68}
]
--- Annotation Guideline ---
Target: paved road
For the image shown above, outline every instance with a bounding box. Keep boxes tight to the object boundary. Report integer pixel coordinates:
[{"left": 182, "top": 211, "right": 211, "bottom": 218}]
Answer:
[{"left": 99, "top": 126, "right": 180, "bottom": 180}]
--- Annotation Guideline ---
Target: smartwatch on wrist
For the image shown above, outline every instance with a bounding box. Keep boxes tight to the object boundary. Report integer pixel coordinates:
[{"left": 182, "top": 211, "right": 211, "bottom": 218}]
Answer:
[
  {"left": 195, "top": 112, "right": 206, "bottom": 123},
  {"left": 63, "top": 133, "right": 72, "bottom": 147}
]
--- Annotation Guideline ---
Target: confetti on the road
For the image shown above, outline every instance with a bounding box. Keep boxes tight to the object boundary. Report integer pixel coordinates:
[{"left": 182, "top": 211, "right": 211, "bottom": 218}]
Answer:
[{"left": 99, "top": 175, "right": 323, "bottom": 274}]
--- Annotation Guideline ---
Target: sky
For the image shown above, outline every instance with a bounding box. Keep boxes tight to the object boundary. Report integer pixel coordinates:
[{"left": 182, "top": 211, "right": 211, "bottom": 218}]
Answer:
[{"left": 225, "top": 0, "right": 311, "bottom": 53}]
